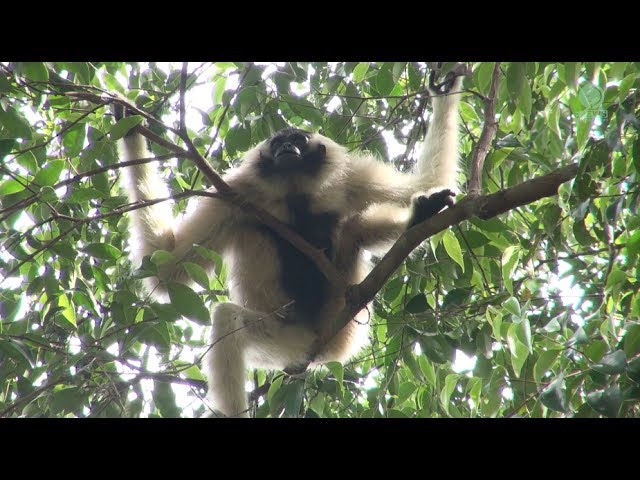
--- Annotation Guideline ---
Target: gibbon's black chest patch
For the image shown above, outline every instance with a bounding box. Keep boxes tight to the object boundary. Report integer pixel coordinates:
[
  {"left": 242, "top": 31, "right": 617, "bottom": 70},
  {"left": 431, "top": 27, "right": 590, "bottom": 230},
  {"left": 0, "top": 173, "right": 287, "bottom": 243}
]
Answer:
[{"left": 259, "top": 194, "right": 338, "bottom": 325}]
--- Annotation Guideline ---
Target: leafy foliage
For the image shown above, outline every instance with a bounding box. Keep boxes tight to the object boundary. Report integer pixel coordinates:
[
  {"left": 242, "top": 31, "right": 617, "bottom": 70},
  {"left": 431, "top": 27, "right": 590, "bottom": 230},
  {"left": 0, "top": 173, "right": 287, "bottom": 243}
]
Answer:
[{"left": 1, "top": 62, "right": 640, "bottom": 418}]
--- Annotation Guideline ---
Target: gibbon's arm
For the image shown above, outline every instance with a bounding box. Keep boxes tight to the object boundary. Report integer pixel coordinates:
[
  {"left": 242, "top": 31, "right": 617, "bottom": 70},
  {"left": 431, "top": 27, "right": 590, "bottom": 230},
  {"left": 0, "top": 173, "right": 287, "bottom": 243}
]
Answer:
[
  {"left": 335, "top": 204, "right": 411, "bottom": 267},
  {"left": 338, "top": 70, "right": 464, "bottom": 256},
  {"left": 415, "top": 76, "right": 462, "bottom": 193},
  {"left": 335, "top": 188, "right": 455, "bottom": 264},
  {"left": 345, "top": 73, "right": 463, "bottom": 211},
  {"left": 119, "top": 133, "right": 234, "bottom": 296}
]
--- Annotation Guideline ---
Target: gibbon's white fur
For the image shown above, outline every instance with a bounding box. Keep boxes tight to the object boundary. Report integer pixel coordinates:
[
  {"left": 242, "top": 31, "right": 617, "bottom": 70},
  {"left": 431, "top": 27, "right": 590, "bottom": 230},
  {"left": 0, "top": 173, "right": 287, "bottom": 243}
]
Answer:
[{"left": 118, "top": 70, "right": 464, "bottom": 418}]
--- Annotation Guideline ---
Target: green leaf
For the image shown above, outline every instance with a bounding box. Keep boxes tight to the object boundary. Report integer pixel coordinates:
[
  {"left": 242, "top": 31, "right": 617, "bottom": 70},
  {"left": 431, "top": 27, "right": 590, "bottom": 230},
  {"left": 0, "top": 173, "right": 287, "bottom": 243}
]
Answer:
[
  {"left": 564, "top": 62, "right": 580, "bottom": 89},
  {"left": 586, "top": 385, "right": 622, "bottom": 418},
  {"left": 309, "top": 393, "right": 325, "bottom": 416},
  {"left": 62, "top": 123, "right": 86, "bottom": 158},
  {"left": 33, "top": 159, "right": 64, "bottom": 187},
  {"left": 623, "top": 324, "right": 640, "bottom": 357},
  {"left": 486, "top": 309, "right": 503, "bottom": 342},
  {"left": 405, "top": 293, "right": 428, "bottom": 313},
  {"left": 0, "top": 179, "right": 25, "bottom": 195},
  {"left": 67, "top": 187, "right": 105, "bottom": 203},
  {"left": 225, "top": 125, "right": 252, "bottom": 153},
  {"left": 286, "top": 96, "right": 323, "bottom": 125},
  {"left": 578, "top": 83, "right": 604, "bottom": 111},
  {"left": 0, "top": 339, "right": 35, "bottom": 368},
  {"left": 503, "top": 297, "right": 521, "bottom": 317},
  {"left": 605, "top": 267, "right": 627, "bottom": 290},
  {"left": 20, "top": 62, "right": 50, "bottom": 82},
  {"left": 152, "top": 381, "right": 181, "bottom": 418},
  {"left": 352, "top": 62, "right": 370, "bottom": 83},
  {"left": 590, "top": 350, "right": 627, "bottom": 375},
  {"left": 374, "top": 64, "right": 394, "bottom": 96},
  {"left": 283, "top": 381, "right": 305, "bottom": 417},
  {"left": 110, "top": 115, "right": 144, "bottom": 140},
  {"left": 150, "top": 303, "right": 180, "bottom": 323},
  {"left": 181, "top": 365, "right": 205, "bottom": 381},
  {"left": 167, "top": 282, "right": 210, "bottom": 324},
  {"left": 81, "top": 243, "right": 121, "bottom": 260},
  {"left": 325, "top": 361, "right": 344, "bottom": 393},
  {"left": 0, "top": 138, "right": 16, "bottom": 159},
  {"left": 442, "top": 288, "right": 472, "bottom": 309},
  {"left": 184, "top": 262, "right": 210, "bottom": 290},
  {"left": 0, "top": 106, "right": 32, "bottom": 139},
  {"left": 40, "top": 186, "right": 57, "bottom": 204},
  {"left": 237, "top": 88, "right": 258, "bottom": 119},
  {"left": 501, "top": 245, "right": 520, "bottom": 295},
  {"left": 213, "top": 76, "right": 227, "bottom": 105},
  {"left": 267, "top": 375, "right": 284, "bottom": 405},
  {"left": 507, "top": 323, "right": 530, "bottom": 377},
  {"left": 567, "top": 327, "right": 589, "bottom": 347},
  {"left": 534, "top": 350, "right": 560, "bottom": 382},
  {"left": 440, "top": 374, "right": 459, "bottom": 415},
  {"left": 540, "top": 374, "right": 567, "bottom": 413},
  {"left": 506, "top": 63, "right": 526, "bottom": 103},
  {"left": 475, "top": 62, "right": 495, "bottom": 96},
  {"left": 518, "top": 81, "right": 532, "bottom": 120},
  {"left": 50, "top": 386, "right": 85, "bottom": 415},
  {"left": 418, "top": 355, "right": 436, "bottom": 386},
  {"left": 618, "top": 73, "right": 638, "bottom": 101},
  {"left": 443, "top": 230, "right": 464, "bottom": 272},
  {"left": 418, "top": 335, "right": 454, "bottom": 365},
  {"left": 626, "top": 231, "right": 640, "bottom": 257},
  {"left": 58, "top": 294, "right": 77, "bottom": 328},
  {"left": 150, "top": 250, "right": 176, "bottom": 266},
  {"left": 628, "top": 357, "right": 640, "bottom": 384}
]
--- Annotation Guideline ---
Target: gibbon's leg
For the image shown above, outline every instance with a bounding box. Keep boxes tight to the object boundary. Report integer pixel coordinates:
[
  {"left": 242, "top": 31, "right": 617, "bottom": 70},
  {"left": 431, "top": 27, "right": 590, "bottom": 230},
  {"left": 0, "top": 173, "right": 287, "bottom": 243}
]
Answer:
[{"left": 204, "top": 303, "right": 316, "bottom": 418}]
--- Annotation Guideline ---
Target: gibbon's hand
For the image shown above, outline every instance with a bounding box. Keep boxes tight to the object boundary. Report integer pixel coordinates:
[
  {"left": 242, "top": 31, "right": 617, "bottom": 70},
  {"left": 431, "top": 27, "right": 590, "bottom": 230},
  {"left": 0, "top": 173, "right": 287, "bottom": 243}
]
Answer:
[
  {"left": 408, "top": 189, "right": 456, "bottom": 228},
  {"left": 428, "top": 62, "right": 471, "bottom": 95}
]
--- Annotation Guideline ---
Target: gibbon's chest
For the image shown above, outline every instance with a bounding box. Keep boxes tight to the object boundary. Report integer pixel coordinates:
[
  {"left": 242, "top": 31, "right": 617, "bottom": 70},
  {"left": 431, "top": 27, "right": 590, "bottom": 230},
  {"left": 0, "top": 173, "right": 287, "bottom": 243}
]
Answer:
[{"left": 254, "top": 192, "right": 341, "bottom": 323}]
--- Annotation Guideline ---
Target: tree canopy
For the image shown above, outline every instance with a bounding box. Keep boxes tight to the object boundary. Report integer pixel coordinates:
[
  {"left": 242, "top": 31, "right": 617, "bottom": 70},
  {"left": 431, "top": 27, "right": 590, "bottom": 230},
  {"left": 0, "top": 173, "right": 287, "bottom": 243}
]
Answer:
[{"left": 1, "top": 61, "right": 639, "bottom": 418}]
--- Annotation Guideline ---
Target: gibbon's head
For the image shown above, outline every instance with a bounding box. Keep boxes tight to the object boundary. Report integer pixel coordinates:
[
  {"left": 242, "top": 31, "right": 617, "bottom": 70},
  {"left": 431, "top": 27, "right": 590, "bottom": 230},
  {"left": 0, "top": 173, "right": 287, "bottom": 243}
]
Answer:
[{"left": 242, "top": 128, "right": 347, "bottom": 181}]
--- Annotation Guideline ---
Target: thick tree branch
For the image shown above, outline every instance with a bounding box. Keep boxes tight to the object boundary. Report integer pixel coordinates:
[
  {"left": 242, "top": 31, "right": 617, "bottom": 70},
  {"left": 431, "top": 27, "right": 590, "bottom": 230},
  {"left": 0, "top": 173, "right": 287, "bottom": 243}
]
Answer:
[
  {"left": 317, "top": 163, "right": 579, "bottom": 349},
  {"left": 468, "top": 62, "right": 501, "bottom": 195}
]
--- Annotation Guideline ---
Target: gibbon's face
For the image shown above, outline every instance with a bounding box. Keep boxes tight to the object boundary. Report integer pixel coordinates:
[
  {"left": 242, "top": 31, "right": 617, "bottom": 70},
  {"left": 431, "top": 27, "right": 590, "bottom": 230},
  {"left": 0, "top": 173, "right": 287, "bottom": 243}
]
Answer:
[{"left": 257, "top": 128, "right": 327, "bottom": 177}]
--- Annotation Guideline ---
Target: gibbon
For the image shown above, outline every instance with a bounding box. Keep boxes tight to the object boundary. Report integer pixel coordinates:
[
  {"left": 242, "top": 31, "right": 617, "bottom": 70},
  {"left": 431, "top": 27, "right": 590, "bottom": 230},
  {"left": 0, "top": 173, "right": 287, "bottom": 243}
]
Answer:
[{"left": 117, "top": 64, "right": 466, "bottom": 417}]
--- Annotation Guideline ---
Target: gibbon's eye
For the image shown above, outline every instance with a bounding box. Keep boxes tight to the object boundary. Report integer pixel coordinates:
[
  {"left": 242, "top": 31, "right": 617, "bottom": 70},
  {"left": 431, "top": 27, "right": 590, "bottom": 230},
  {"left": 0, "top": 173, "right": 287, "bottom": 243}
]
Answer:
[
  {"left": 270, "top": 138, "right": 284, "bottom": 150},
  {"left": 290, "top": 133, "right": 308, "bottom": 148}
]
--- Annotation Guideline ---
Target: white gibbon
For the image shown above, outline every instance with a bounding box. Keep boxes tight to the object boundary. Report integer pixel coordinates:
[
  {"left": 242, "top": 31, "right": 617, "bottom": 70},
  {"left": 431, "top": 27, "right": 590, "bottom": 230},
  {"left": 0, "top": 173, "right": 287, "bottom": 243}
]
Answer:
[{"left": 117, "top": 64, "right": 467, "bottom": 417}]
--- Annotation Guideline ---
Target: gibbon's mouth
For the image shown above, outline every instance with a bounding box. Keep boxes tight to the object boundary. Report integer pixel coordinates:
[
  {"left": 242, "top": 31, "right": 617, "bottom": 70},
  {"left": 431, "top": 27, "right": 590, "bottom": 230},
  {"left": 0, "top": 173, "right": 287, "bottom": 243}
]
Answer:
[{"left": 274, "top": 145, "right": 302, "bottom": 167}]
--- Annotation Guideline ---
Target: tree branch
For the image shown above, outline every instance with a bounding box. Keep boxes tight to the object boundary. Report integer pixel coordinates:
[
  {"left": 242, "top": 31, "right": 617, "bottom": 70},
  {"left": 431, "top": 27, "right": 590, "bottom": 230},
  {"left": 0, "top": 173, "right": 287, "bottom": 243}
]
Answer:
[
  {"left": 468, "top": 62, "right": 501, "bottom": 195},
  {"left": 316, "top": 162, "right": 579, "bottom": 349}
]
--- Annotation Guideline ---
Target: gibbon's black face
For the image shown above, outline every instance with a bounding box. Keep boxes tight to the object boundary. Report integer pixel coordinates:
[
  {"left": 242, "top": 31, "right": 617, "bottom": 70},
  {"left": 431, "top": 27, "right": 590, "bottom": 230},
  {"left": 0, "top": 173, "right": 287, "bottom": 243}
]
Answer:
[{"left": 257, "top": 128, "right": 327, "bottom": 177}]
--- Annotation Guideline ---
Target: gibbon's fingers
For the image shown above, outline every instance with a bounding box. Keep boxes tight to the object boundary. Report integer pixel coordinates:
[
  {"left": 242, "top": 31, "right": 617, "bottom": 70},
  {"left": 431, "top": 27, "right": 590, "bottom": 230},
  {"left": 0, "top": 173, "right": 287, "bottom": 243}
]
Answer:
[
  {"left": 408, "top": 189, "right": 456, "bottom": 228},
  {"left": 428, "top": 62, "right": 471, "bottom": 95}
]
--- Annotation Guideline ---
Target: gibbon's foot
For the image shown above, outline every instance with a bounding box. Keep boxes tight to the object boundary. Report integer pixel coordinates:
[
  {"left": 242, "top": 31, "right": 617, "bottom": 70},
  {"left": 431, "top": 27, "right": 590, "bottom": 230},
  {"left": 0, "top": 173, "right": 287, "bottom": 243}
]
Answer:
[
  {"left": 408, "top": 189, "right": 455, "bottom": 228},
  {"left": 428, "top": 62, "right": 471, "bottom": 95}
]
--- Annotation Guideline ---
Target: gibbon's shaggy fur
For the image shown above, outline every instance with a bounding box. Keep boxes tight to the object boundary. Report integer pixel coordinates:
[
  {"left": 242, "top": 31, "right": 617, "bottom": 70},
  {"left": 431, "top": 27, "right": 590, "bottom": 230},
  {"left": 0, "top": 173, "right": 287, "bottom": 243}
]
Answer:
[{"left": 118, "top": 66, "right": 464, "bottom": 417}]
